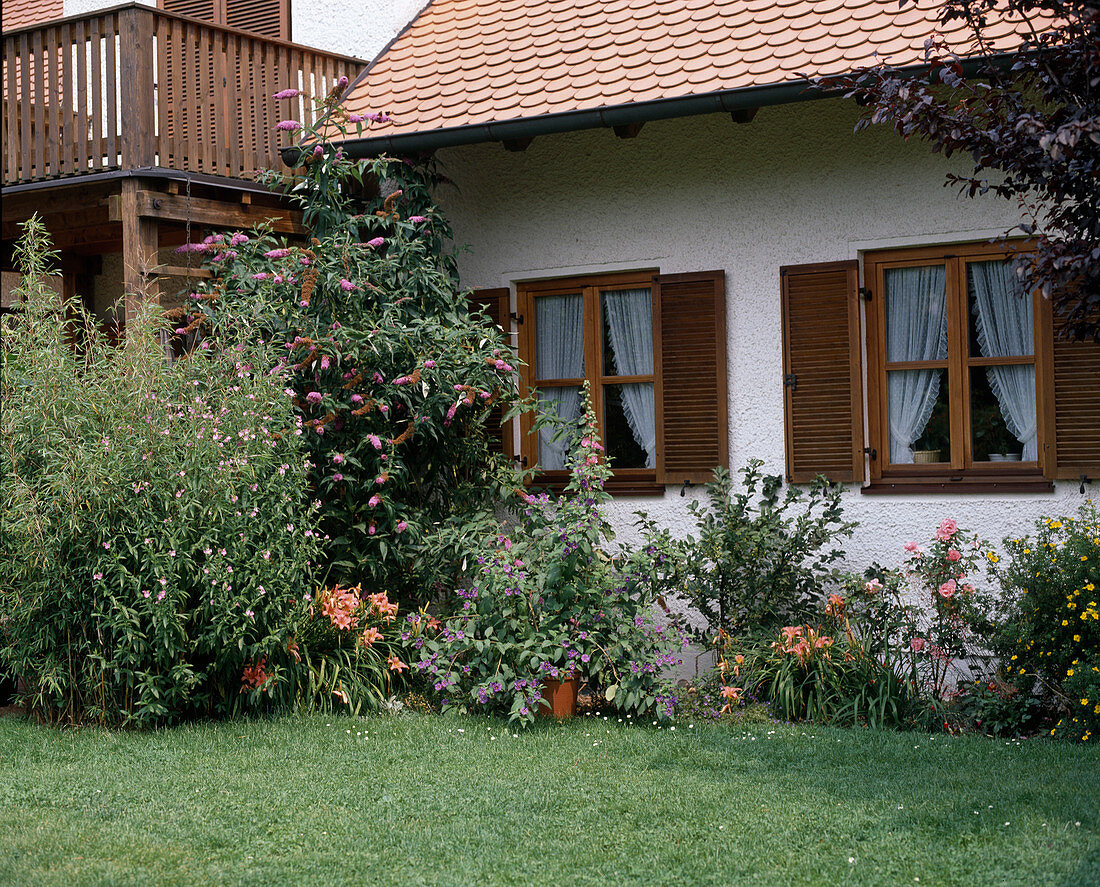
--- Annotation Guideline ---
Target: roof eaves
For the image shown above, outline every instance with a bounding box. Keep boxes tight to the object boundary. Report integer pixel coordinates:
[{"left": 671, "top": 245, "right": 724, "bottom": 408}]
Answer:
[{"left": 288, "top": 53, "right": 1010, "bottom": 162}]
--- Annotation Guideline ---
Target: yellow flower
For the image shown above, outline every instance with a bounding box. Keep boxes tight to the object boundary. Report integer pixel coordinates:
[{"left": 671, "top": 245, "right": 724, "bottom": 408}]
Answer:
[
  {"left": 1082, "top": 699, "right": 1090, "bottom": 706},
  {"left": 1011, "top": 655, "right": 1017, "bottom": 660},
  {"left": 1074, "top": 635, "right": 1081, "bottom": 642},
  {"left": 1062, "top": 620, "right": 1069, "bottom": 626},
  {"left": 1067, "top": 669, "right": 1075, "bottom": 676}
]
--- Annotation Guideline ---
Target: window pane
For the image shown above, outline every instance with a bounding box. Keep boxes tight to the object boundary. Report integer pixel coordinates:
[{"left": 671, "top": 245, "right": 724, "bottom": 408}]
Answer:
[
  {"left": 887, "top": 369, "right": 949, "bottom": 463},
  {"left": 884, "top": 265, "right": 948, "bottom": 363},
  {"left": 967, "top": 259, "right": 1033, "bottom": 358},
  {"left": 534, "top": 293, "right": 584, "bottom": 381},
  {"left": 601, "top": 288, "right": 653, "bottom": 377},
  {"left": 603, "top": 383, "right": 654, "bottom": 469},
  {"left": 970, "top": 365, "right": 1036, "bottom": 461},
  {"left": 536, "top": 386, "right": 583, "bottom": 470}
]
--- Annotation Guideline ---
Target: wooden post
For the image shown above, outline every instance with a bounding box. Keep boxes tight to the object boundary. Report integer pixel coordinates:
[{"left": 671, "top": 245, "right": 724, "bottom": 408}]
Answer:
[
  {"left": 120, "top": 178, "right": 159, "bottom": 328},
  {"left": 119, "top": 6, "right": 156, "bottom": 170}
]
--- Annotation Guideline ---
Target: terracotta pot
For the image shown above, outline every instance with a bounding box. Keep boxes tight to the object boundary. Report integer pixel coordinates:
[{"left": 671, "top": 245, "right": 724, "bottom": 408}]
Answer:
[{"left": 539, "top": 676, "right": 579, "bottom": 719}]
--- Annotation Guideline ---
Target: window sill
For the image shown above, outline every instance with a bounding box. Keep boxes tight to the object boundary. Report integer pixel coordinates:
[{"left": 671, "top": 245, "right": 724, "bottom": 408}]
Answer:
[
  {"left": 862, "top": 475, "right": 1054, "bottom": 495},
  {"left": 529, "top": 474, "right": 665, "bottom": 497}
]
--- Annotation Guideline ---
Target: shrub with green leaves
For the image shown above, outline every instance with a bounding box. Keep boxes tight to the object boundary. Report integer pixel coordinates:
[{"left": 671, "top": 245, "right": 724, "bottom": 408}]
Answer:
[
  {"left": 664, "top": 462, "right": 856, "bottom": 639},
  {"left": 414, "top": 390, "right": 686, "bottom": 726},
  {"left": 985, "top": 504, "right": 1100, "bottom": 742},
  {"left": 182, "top": 89, "right": 520, "bottom": 602},
  {"left": 0, "top": 219, "right": 321, "bottom": 726}
]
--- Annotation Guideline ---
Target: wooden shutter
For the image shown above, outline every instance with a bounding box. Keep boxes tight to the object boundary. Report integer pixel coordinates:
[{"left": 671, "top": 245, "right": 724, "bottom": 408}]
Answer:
[
  {"left": 162, "top": 0, "right": 219, "bottom": 23},
  {"left": 1041, "top": 303, "right": 1100, "bottom": 478},
  {"left": 780, "top": 260, "right": 864, "bottom": 483},
  {"left": 654, "top": 270, "right": 728, "bottom": 484},
  {"left": 161, "top": 0, "right": 289, "bottom": 39},
  {"left": 225, "top": 0, "right": 289, "bottom": 40},
  {"left": 468, "top": 288, "right": 512, "bottom": 458}
]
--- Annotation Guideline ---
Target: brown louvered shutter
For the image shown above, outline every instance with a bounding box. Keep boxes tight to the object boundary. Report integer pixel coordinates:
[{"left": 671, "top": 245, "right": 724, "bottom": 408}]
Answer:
[
  {"left": 1041, "top": 304, "right": 1100, "bottom": 478},
  {"left": 161, "top": 0, "right": 219, "bottom": 23},
  {"left": 468, "top": 288, "right": 512, "bottom": 458},
  {"left": 654, "top": 271, "right": 728, "bottom": 484},
  {"left": 225, "top": 0, "right": 289, "bottom": 39},
  {"left": 780, "top": 261, "right": 864, "bottom": 483}
]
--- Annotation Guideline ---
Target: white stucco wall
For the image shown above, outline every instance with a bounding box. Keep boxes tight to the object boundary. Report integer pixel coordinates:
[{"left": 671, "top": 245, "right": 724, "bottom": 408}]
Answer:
[
  {"left": 434, "top": 97, "right": 1092, "bottom": 572},
  {"left": 62, "top": 0, "right": 422, "bottom": 62},
  {"left": 292, "top": 0, "right": 425, "bottom": 61}
]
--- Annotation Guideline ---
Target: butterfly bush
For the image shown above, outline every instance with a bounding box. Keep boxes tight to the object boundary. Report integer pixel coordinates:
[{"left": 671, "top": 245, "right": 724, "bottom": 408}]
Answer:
[
  {"left": 0, "top": 218, "right": 321, "bottom": 726},
  {"left": 178, "top": 82, "right": 520, "bottom": 602},
  {"left": 416, "top": 387, "right": 687, "bottom": 725}
]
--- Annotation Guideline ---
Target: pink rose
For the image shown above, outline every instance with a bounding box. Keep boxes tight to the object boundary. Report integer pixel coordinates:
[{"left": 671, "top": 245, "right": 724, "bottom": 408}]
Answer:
[
  {"left": 864, "top": 578, "right": 883, "bottom": 594},
  {"left": 946, "top": 549, "right": 962, "bottom": 562},
  {"left": 935, "top": 518, "right": 958, "bottom": 541},
  {"left": 910, "top": 637, "right": 927, "bottom": 652},
  {"left": 938, "top": 579, "right": 957, "bottom": 598}
]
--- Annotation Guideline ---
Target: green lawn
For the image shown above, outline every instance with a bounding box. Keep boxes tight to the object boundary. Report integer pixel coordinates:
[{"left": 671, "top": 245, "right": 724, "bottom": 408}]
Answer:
[{"left": 1, "top": 712, "right": 1097, "bottom": 887}]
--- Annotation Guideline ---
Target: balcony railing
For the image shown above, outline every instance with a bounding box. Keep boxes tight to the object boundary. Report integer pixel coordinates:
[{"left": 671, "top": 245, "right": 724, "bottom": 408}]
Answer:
[{"left": 2, "top": 3, "right": 364, "bottom": 186}]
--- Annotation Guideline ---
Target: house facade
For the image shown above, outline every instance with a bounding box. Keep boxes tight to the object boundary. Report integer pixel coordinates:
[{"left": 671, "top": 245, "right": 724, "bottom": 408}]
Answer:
[{"left": 331, "top": 0, "right": 1100, "bottom": 569}]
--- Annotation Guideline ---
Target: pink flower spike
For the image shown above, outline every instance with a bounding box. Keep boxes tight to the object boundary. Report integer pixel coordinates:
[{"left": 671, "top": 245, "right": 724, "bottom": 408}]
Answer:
[
  {"left": 273, "top": 88, "right": 301, "bottom": 100},
  {"left": 396, "top": 520, "right": 408, "bottom": 533},
  {"left": 408, "top": 215, "right": 427, "bottom": 223},
  {"left": 369, "top": 494, "right": 382, "bottom": 508},
  {"left": 367, "top": 237, "right": 385, "bottom": 248},
  {"left": 424, "top": 360, "right": 436, "bottom": 368},
  {"left": 338, "top": 75, "right": 349, "bottom": 87},
  {"left": 347, "top": 114, "right": 365, "bottom": 123},
  {"left": 340, "top": 279, "right": 356, "bottom": 291},
  {"left": 264, "top": 248, "right": 291, "bottom": 259},
  {"left": 276, "top": 120, "right": 302, "bottom": 131}
]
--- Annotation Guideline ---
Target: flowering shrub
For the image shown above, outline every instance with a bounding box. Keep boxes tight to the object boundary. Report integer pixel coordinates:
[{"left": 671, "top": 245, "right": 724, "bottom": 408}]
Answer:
[
  {"left": 415, "top": 389, "right": 686, "bottom": 725},
  {"left": 0, "top": 219, "right": 321, "bottom": 726},
  {"left": 665, "top": 462, "right": 856, "bottom": 638},
  {"left": 178, "top": 84, "right": 520, "bottom": 599},
  {"left": 984, "top": 504, "right": 1100, "bottom": 742},
  {"left": 292, "top": 583, "right": 430, "bottom": 714},
  {"left": 900, "top": 519, "right": 992, "bottom": 703}
]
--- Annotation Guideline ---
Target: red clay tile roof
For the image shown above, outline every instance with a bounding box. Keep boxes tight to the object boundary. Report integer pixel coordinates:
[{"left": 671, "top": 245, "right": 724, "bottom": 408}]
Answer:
[
  {"left": 339, "top": 0, "right": 1031, "bottom": 151},
  {"left": 2, "top": 0, "right": 63, "bottom": 31}
]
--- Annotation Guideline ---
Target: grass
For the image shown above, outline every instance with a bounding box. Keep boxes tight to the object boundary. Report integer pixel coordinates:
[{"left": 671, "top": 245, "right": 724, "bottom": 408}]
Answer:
[{"left": 0, "top": 711, "right": 1097, "bottom": 887}]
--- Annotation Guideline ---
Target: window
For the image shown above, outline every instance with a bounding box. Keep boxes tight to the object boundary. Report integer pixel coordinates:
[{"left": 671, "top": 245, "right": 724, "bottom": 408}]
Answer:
[
  {"left": 865, "top": 243, "right": 1042, "bottom": 485},
  {"left": 782, "top": 244, "right": 1100, "bottom": 491},
  {"left": 513, "top": 269, "right": 728, "bottom": 491}
]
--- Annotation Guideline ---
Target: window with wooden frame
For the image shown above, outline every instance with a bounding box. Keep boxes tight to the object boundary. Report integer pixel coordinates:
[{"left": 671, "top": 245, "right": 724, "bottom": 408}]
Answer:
[
  {"left": 516, "top": 269, "right": 728, "bottom": 493},
  {"left": 160, "top": 0, "right": 291, "bottom": 40},
  {"left": 862, "top": 241, "right": 1057, "bottom": 490}
]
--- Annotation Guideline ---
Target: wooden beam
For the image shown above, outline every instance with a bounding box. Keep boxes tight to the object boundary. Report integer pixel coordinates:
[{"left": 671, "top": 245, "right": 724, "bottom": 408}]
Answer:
[
  {"left": 143, "top": 265, "right": 214, "bottom": 279},
  {"left": 120, "top": 178, "right": 160, "bottom": 326},
  {"left": 613, "top": 122, "right": 644, "bottom": 139},
  {"left": 502, "top": 137, "right": 533, "bottom": 153},
  {"left": 1, "top": 182, "right": 118, "bottom": 223},
  {"left": 731, "top": 107, "right": 759, "bottom": 124},
  {"left": 107, "top": 190, "right": 305, "bottom": 235}
]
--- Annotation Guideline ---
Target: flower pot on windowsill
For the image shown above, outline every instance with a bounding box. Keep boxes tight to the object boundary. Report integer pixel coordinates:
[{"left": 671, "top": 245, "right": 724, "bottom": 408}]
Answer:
[
  {"left": 911, "top": 449, "right": 942, "bottom": 463},
  {"left": 989, "top": 452, "right": 1022, "bottom": 462},
  {"left": 539, "top": 676, "right": 579, "bottom": 719}
]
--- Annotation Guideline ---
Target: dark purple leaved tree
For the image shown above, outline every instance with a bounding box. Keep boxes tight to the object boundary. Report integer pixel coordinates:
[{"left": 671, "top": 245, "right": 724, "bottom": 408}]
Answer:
[{"left": 823, "top": 0, "right": 1099, "bottom": 339}]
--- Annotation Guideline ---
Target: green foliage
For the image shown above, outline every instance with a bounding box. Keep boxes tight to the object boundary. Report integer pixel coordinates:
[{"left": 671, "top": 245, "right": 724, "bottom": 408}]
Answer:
[
  {"left": 416, "top": 388, "right": 685, "bottom": 725},
  {"left": 949, "top": 678, "right": 1043, "bottom": 738},
  {"left": 984, "top": 504, "right": 1100, "bottom": 742},
  {"left": 0, "top": 218, "right": 321, "bottom": 726},
  {"left": 665, "top": 462, "right": 856, "bottom": 638},
  {"left": 181, "top": 91, "right": 522, "bottom": 602}
]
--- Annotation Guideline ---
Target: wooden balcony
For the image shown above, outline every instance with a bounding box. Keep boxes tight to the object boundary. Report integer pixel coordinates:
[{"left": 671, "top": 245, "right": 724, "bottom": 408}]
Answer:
[{"left": 2, "top": 2, "right": 365, "bottom": 186}]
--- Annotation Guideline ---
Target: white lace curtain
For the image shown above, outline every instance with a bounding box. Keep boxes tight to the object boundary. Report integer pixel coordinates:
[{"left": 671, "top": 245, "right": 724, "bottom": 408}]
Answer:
[
  {"left": 603, "top": 288, "right": 656, "bottom": 467},
  {"left": 969, "top": 260, "right": 1037, "bottom": 460},
  {"left": 535, "top": 294, "right": 584, "bottom": 470},
  {"left": 886, "top": 265, "right": 948, "bottom": 463}
]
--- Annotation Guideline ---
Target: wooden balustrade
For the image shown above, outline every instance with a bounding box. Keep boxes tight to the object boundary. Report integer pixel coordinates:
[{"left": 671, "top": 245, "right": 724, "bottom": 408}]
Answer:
[{"left": 1, "top": 2, "right": 363, "bottom": 185}]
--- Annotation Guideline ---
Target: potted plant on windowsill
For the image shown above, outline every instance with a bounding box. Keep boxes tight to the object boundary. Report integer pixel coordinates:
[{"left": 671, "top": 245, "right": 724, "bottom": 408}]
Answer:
[
  {"left": 976, "top": 414, "right": 1022, "bottom": 461},
  {"left": 416, "top": 384, "right": 685, "bottom": 725}
]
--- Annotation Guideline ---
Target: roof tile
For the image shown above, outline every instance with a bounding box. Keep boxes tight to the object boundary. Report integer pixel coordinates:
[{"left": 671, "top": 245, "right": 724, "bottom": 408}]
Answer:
[{"left": 342, "top": 0, "right": 1032, "bottom": 145}]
